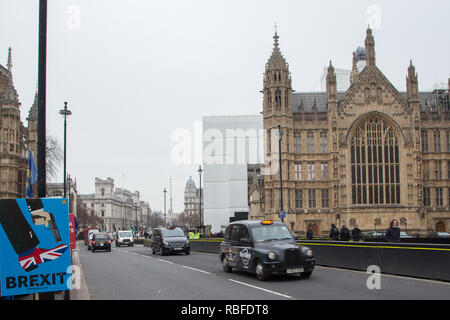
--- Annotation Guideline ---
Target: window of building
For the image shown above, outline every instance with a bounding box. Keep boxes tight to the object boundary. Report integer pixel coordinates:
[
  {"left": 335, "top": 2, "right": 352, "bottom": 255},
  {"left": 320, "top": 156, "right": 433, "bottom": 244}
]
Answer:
[
  {"left": 307, "top": 132, "right": 314, "bottom": 153},
  {"left": 308, "top": 189, "right": 316, "bottom": 208},
  {"left": 294, "top": 163, "right": 302, "bottom": 181},
  {"left": 423, "top": 188, "right": 430, "bottom": 207},
  {"left": 320, "top": 134, "right": 327, "bottom": 153},
  {"left": 447, "top": 132, "right": 450, "bottom": 152},
  {"left": 434, "top": 131, "right": 441, "bottom": 152},
  {"left": 321, "top": 189, "right": 329, "bottom": 208},
  {"left": 294, "top": 131, "right": 301, "bottom": 154},
  {"left": 436, "top": 187, "right": 443, "bottom": 207},
  {"left": 421, "top": 131, "right": 428, "bottom": 153},
  {"left": 275, "top": 89, "right": 281, "bottom": 109},
  {"left": 434, "top": 161, "right": 442, "bottom": 180},
  {"left": 320, "top": 162, "right": 328, "bottom": 180},
  {"left": 295, "top": 190, "right": 303, "bottom": 208},
  {"left": 307, "top": 162, "right": 315, "bottom": 181},
  {"left": 448, "top": 160, "right": 450, "bottom": 179},
  {"left": 269, "top": 189, "right": 273, "bottom": 208},
  {"left": 351, "top": 117, "right": 400, "bottom": 205}
]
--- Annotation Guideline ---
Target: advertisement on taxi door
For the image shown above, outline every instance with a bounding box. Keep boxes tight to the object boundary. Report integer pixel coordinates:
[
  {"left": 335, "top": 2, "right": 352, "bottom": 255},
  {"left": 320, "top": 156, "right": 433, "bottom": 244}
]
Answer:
[{"left": 0, "top": 198, "right": 72, "bottom": 296}]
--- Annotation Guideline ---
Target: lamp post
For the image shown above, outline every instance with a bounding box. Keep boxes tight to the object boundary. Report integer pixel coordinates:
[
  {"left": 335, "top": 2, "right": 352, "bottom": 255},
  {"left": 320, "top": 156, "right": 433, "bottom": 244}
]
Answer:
[
  {"left": 163, "top": 188, "right": 167, "bottom": 227},
  {"left": 59, "top": 102, "right": 72, "bottom": 198},
  {"left": 197, "top": 165, "right": 203, "bottom": 230},
  {"left": 278, "top": 125, "right": 284, "bottom": 222}
]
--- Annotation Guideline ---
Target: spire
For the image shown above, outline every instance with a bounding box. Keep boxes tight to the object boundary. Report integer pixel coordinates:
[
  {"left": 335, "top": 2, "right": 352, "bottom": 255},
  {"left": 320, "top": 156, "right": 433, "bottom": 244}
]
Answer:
[
  {"left": 0, "top": 47, "right": 19, "bottom": 105},
  {"left": 406, "top": 59, "right": 418, "bottom": 102},
  {"left": 266, "top": 25, "right": 287, "bottom": 70},
  {"left": 273, "top": 23, "right": 279, "bottom": 48},
  {"left": 326, "top": 61, "right": 337, "bottom": 102},
  {"left": 350, "top": 51, "right": 359, "bottom": 84},
  {"left": 365, "top": 27, "right": 376, "bottom": 66},
  {"left": 7, "top": 47, "right": 12, "bottom": 72}
]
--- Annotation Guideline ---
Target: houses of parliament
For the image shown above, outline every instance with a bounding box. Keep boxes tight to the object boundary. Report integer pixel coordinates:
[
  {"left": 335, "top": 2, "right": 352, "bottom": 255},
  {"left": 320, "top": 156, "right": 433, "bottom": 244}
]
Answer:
[
  {"left": 257, "top": 27, "right": 450, "bottom": 236},
  {"left": 0, "top": 48, "right": 38, "bottom": 199}
]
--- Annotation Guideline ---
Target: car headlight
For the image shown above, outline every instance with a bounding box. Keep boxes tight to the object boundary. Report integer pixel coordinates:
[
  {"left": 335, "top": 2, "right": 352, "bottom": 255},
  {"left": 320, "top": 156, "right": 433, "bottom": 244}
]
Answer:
[
  {"left": 163, "top": 240, "right": 169, "bottom": 246},
  {"left": 185, "top": 240, "right": 189, "bottom": 245},
  {"left": 268, "top": 251, "right": 276, "bottom": 260},
  {"left": 302, "top": 247, "right": 313, "bottom": 257}
]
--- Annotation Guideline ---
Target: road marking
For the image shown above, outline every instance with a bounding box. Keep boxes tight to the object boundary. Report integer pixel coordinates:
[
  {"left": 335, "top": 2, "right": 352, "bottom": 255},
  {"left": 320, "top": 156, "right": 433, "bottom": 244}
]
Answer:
[
  {"left": 157, "top": 258, "right": 174, "bottom": 264},
  {"left": 228, "top": 279, "right": 292, "bottom": 299},
  {"left": 182, "top": 265, "right": 211, "bottom": 275}
]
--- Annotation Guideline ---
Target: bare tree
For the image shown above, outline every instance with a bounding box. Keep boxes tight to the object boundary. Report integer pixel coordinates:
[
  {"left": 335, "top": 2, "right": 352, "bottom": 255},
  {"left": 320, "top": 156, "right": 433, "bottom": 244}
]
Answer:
[{"left": 46, "top": 134, "right": 62, "bottom": 181}]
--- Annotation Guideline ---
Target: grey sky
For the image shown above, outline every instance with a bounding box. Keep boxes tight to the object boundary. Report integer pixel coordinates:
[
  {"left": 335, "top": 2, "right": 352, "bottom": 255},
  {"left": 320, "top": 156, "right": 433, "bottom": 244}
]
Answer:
[{"left": 1, "top": 0, "right": 449, "bottom": 213}]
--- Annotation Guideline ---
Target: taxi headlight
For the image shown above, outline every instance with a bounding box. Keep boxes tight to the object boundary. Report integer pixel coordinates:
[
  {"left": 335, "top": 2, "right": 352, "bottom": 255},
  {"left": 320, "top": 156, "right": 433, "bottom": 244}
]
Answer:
[
  {"left": 303, "top": 248, "right": 313, "bottom": 257},
  {"left": 163, "top": 240, "right": 169, "bottom": 246},
  {"left": 185, "top": 240, "right": 189, "bottom": 245},
  {"left": 268, "top": 251, "right": 276, "bottom": 260}
]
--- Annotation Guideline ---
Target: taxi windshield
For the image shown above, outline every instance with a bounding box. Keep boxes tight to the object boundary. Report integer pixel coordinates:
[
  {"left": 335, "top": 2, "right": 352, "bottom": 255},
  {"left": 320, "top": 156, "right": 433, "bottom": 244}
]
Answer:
[
  {"left": 251, "top": 225, "right": 293, "bottom": 242},
  {"left": 161, "top": 228, "right": 185, "bottom": 237}
]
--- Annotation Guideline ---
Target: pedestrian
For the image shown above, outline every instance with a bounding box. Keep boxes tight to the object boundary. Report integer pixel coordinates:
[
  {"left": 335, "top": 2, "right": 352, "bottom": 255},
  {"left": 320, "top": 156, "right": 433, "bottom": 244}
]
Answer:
[
  {"left": 340, "top": 224, "right": 350, "bottom": 241},
  {"left": 351, "top": 224, "right": 362, "bottom": 242},
  {"left": 306, "top": 226, "right": 314, "bottom": 240},
  {"left": 329, "top": 224, "right": 340, "bottom": 241},
  {"left": 385, "top": 219, "right": 401, "bottom": 242}
]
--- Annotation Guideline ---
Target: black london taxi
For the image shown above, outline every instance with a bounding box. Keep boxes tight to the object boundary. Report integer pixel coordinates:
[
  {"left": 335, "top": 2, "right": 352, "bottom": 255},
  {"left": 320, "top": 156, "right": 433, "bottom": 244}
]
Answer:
[
  {"left": 91, "top": 233, "right": 112, "bottom": 252},
  {"left": 219, "top": 220, "right": 315, "bottom": 281}
]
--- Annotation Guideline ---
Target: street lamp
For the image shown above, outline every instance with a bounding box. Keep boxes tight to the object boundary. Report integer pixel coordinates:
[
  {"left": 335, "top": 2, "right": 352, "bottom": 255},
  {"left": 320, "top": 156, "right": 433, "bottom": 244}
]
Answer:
[
  {"left": 198, "top": 165, "right": 203, "bottom": 230},
  {"left": 59, "top": 102, "right": 72, "bottom": 198},
  {"left": 163, "top": 188, "right": 167, "bottom": 227},
  {"left": 278, "top": 125, "right": 284, "bottom": 222}
]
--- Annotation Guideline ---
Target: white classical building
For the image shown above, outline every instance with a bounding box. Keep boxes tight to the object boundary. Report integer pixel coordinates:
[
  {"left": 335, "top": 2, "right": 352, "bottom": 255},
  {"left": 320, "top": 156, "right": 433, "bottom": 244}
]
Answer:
[
  {"left": 79, "top": 177, "right": 151, "bottom": 232},
  {"left": 202, "top": 115, "right": 264, "bottom": 233}
]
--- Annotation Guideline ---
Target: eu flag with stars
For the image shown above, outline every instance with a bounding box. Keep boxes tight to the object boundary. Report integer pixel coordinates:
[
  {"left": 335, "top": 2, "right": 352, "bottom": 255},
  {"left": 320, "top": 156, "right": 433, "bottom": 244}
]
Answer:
[{"left": 25, "top": 150, "right": 37, "bottom": 198}]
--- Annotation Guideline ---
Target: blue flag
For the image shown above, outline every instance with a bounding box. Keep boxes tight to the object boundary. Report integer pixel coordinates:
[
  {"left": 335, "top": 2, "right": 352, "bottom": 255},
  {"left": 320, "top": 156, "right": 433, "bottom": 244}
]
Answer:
[{"left": 25, "top": 150, "right": 37, "bottom": 198}]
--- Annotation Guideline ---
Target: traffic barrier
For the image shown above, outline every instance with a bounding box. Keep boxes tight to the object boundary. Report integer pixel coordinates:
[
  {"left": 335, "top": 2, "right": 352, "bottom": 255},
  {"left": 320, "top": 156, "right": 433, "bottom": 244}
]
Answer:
[{"left": 189, "top": 239, "right": 450, "bottom": 281}]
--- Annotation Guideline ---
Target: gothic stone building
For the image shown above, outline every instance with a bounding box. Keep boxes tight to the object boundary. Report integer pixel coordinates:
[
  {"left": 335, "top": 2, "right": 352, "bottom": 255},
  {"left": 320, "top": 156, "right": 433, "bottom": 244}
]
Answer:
[
  {"left": 0, "top": 48, "right": 29, "bottom": 199},
  {"left": 260, "top": 28, "right": 450, "bottom": 236}
]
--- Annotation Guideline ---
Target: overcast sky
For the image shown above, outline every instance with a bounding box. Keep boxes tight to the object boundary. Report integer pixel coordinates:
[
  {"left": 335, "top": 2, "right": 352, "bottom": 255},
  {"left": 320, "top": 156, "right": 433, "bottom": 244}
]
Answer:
[{"left": 1, "top": 0, "right": 449, "bottom": 213}]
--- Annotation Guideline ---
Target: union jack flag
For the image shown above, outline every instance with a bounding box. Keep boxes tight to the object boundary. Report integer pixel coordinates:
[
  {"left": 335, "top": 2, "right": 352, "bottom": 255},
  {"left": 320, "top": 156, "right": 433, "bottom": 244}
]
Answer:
[{"left": 19, "top": 244, "right": 68, "bottom": 271}]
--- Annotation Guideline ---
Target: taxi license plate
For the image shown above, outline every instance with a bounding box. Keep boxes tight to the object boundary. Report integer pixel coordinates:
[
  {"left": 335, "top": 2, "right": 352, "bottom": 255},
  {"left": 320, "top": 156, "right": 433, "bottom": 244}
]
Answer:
[
  {"left": 287, "top": 268, "right": 304, "bottom": 274},
  {"left": 174, "top": 248, "right": 182, "bottom": 250},
  {"left": 100, "top": 242, "right": 104, "bottom": 246}
]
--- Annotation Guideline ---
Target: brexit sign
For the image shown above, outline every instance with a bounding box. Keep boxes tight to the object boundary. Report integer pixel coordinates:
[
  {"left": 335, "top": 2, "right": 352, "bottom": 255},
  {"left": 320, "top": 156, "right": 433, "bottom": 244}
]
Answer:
[{"left": 0, "top": 199, "right": 72, "bottom": 296}]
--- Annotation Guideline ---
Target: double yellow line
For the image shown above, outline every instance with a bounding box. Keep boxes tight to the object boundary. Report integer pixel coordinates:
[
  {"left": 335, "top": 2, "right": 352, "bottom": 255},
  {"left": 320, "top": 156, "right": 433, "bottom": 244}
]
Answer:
[{"left": 190, "top": 239, "right": 450, "bottom": 252}]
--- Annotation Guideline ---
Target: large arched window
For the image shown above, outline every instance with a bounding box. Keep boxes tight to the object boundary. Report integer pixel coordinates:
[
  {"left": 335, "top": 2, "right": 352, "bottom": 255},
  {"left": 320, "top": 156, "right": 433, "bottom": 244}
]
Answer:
[{"left": 351, "top": 117, "right": 400, "bottom": 205}]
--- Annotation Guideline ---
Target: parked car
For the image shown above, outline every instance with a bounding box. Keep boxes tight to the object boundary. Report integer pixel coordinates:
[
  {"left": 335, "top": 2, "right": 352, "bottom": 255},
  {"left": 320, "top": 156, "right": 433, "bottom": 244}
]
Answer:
[
  {"left": 400, "top": 231, "right": 413, "bottom": 238},
  {"left": 152, "top": 226, "right": 190, "bottom": 255},
  {"left": 92, "top": 233, "right": 112, "bottom": 252},
  {"left": 219, "top": 220, "right": 315, "bottom": 281}
]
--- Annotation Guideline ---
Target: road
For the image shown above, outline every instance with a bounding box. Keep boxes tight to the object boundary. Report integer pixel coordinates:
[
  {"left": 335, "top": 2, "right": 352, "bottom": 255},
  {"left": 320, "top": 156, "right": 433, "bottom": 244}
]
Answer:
[{"left": 77, "top": 243, "right": 450, "bottom": 300}]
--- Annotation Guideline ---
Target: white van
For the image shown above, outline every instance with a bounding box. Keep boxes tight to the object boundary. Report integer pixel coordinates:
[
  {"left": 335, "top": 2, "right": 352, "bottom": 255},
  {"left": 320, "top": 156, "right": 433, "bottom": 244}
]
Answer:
[
  {"left": 87, "top": 229, "right": 100, "bottom": 250},
  {"left": 116, "top": 230, "right": 134, "bottom": 247}
]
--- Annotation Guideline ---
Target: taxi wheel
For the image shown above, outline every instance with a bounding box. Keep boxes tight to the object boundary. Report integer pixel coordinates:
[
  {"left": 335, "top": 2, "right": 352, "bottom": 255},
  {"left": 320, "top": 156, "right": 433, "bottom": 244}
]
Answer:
[
  {"left": 255, "top": 261, "right": 267, "bottom": 281},
  {"left": 222, "top": 256, "right": 232, "bottom": 273}
]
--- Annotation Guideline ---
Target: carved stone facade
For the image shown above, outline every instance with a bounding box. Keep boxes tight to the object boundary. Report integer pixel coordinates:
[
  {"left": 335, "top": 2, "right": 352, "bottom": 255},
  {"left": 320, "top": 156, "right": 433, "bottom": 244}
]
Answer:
[
  {"left": 0, "top": 48, "right": 28, "bottom": 199},
  {"left": 259, "top": 28, "right": 450, "bottom": 236}
]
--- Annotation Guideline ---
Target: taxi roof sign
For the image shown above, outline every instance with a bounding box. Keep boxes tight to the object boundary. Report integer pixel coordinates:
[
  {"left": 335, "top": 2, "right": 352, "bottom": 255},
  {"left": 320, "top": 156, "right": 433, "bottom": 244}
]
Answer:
[{"left": 260, "top": 220, "right": 273, "bottom": 225}]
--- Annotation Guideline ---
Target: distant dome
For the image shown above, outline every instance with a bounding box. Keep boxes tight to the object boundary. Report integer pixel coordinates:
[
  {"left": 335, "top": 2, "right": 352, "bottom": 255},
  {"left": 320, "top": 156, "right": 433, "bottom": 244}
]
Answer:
[
  {"left": 355, "top": 46, "right": 366, "bottom": 62},
  {"left": 186, "top": 176, "right": 196, "bottom": 188}
]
